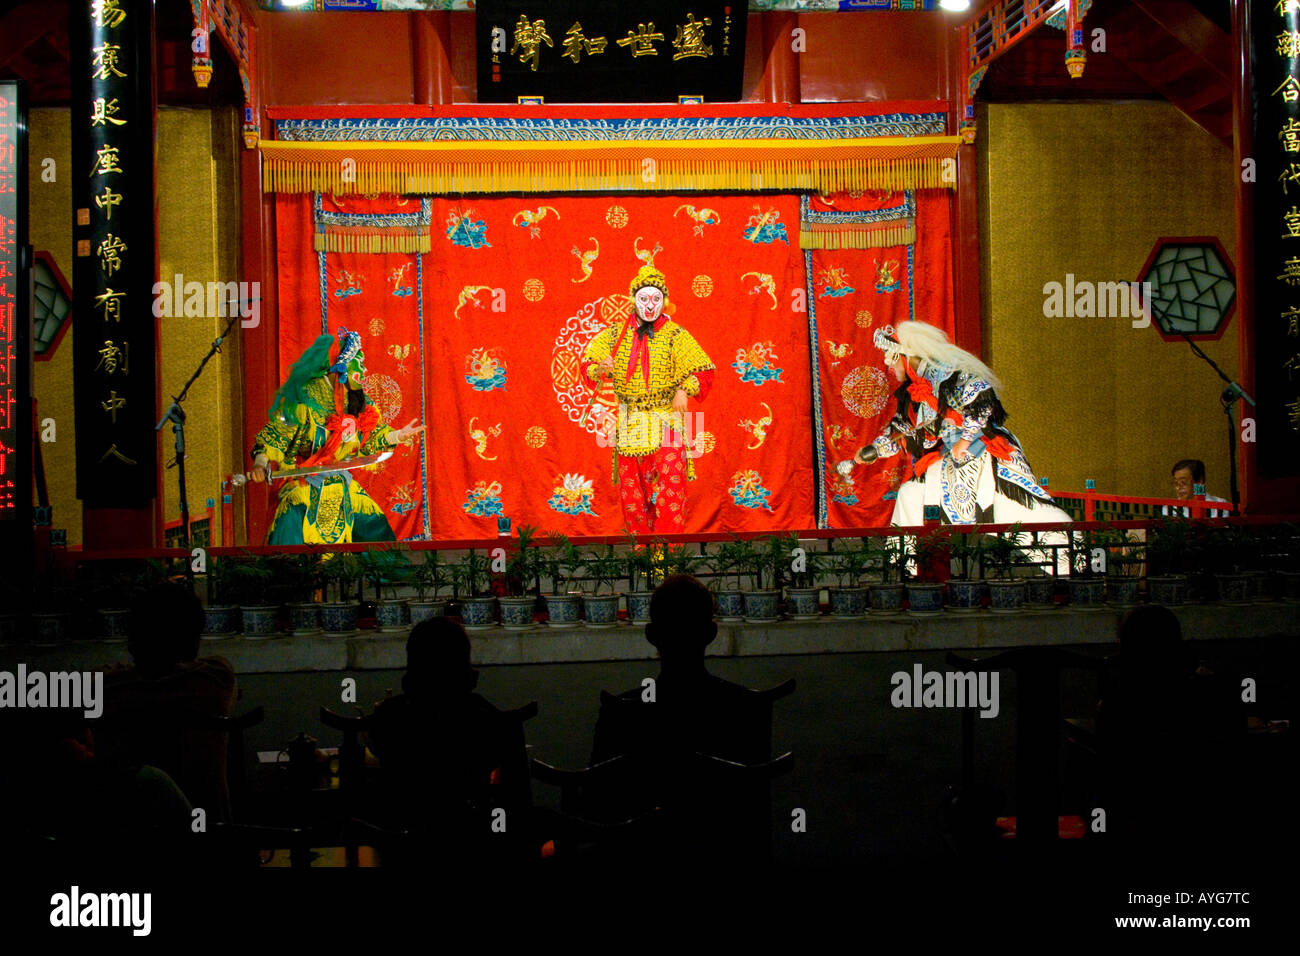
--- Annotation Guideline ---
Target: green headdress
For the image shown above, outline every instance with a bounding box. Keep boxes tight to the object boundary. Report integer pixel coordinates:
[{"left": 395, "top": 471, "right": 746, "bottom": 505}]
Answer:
[{"left": 268, "top": 333, "right": 335, "bottom": 424}]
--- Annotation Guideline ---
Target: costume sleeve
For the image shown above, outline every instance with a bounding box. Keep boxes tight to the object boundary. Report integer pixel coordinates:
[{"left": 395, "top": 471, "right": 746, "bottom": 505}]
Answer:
[
  {"left": 871, "top": 434, "right": 902, "bottom": 459},
  {"left": 360, "top": 425, "right": 393, "bottom": 456},
  {"left": 251, "top": 404, "right": 307, "bottom": 465},
  {"left": 670, "top": 327, "right": 715, "bottom": 393},
  {"left": 359, "top": 402, "right": 393, "bottom": 456},
  {"left": 582, "top": 327, "right": 615, "bottom": 382}
]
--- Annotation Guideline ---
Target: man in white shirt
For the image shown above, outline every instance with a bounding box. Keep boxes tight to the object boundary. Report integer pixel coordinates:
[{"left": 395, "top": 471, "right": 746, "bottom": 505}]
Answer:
[{"left": 1163, "top": 459, "right": 1229, "bottom": 517}]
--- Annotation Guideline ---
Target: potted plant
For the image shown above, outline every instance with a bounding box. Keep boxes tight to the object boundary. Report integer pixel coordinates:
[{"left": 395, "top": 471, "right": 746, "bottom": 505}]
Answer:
[
  {"left": 582, "top": 545, "right": 625, "bottom": 627},
  {"left": 318, "top": 552, "right": 363, "bottom": 635},
  {"left": 906, "top": 528, "right": 948, "bottom": 615},
  {"left": 1092, "top": 525, "right": 1141, "bottom": 607},
  {"left": 1064, "top": 528, "right": 1107, "bottom": 610},
  {"left": 783, "top": 535, "right": 824, "bottom": 620},
  {"left": 282, "top": 551, "right": 324, "bottom": 636},
  {"left": 362, "top": 548, "right": 412, "bottom": 632},
  {"left": 983, "top": 524, "right": 1027, "bottom": 613},
  {"left": 1201, "top": 524, "right": 1251, "bottom": 605},
  {"left": 500, "top": 525, "right": 540, "bottom": 630},
  {"left": 827, "top": 541, "right": 871, "bottom": 619},
  {"left": 408, "top": 550, "right": 448, "bottom": 625},
  {"left": 867, "top": 536, "right": 905, "bottom": 614},
  {"left": 539, "top": 533, "right": 584, "bottom": 627},
  {"left": 944, "top": 533, "right": 985, "bottom": 612},
  {"left": 223, "top": 554, "right": 279, "bottom": 638},
  {"left": 708, "top": 538, "right": 751, "bottom": 622},
  {"left": 1145, "top": 516, "right": 1192, "bottom": 606},
  {"left": 626, "top": 539, "right": 695, "bottom": 624},
  {"left": 742, "top": 535, "right": 783, "bottom": 622},
  {"left": 452, "top": 550, "right": 497, "bottom": 630},
  {"left": 1263, "top": 523, "right": 1299, "bottom": 603}
]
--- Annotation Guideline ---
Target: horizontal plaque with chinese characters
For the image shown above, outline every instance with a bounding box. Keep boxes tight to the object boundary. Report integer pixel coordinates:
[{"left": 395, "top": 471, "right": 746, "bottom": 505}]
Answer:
[{"left": 477, "top": 1, "right": 746, "bottom": 103}]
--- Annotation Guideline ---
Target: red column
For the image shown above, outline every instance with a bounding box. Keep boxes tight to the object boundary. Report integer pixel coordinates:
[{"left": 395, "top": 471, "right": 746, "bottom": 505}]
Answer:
[
  {"left": 414, "top": 12, "right": 455, "bottom": 106},
  {"left": 761, "top": 12, "right": 801, "bottom": 105}
]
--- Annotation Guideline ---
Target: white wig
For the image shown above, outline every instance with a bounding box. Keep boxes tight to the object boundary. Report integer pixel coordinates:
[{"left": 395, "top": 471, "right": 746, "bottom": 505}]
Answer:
[{"left": 893, "top": 321, "right": 1003, "bottom": 393}]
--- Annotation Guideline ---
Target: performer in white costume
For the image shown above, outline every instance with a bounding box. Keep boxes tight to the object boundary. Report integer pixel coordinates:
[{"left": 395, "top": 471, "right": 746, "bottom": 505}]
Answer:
[{"left": 837, "top": 322, "right": 1072, "bottom": 565}]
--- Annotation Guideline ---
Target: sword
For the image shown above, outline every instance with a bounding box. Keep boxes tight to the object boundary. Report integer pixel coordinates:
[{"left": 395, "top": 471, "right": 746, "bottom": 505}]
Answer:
[{"left": 228, "top": 450, "right": 394, "bottom": 488}]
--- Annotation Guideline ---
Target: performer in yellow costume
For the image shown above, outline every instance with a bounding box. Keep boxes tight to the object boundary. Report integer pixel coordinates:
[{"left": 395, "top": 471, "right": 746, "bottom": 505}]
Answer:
[
  {"left": 250, "top": 328, "right": 423, "bottom": 544},
  {"left": 582, "top": 266, "right": 715, "bottom": 533}
]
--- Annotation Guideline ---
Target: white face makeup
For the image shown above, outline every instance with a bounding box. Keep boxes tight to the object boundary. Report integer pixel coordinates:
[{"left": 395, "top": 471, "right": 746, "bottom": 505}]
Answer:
[{"left": 635, "top": 286, "right": 664, "bottom": 323}]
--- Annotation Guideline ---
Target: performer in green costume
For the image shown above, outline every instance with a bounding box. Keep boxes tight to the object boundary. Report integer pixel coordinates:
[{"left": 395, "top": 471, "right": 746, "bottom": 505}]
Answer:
[{"left": 250, "top": 328, "right": 423, "bottom": 544}]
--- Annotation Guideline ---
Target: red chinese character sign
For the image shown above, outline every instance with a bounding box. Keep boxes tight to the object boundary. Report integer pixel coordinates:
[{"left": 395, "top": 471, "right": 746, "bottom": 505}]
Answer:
[
  {"left": 0, "top": 80, "right": 28, "bottom": 523},
  {"left": 70, "top": 0, "right": 156, "bottom": 505}
]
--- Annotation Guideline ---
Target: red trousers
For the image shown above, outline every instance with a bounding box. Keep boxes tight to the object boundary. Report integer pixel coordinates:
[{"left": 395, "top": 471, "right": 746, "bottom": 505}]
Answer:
[{"left": 618, "top": 442, "right": 687, "bottom": 534}]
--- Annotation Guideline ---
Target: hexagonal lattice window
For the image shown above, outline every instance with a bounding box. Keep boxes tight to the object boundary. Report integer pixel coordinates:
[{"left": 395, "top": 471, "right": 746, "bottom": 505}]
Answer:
[
  {"left": 1138, "top": 238, "right": 1236, "bottom": 339},
  {"left": 33, "top": 252, "right": 72, "bottom": 360}
]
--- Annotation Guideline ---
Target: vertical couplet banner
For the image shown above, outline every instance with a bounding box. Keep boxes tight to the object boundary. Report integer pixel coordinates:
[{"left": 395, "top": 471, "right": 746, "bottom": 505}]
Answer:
[
  {"left": 70, "top": 0, "right": 157, "bottom": 505},
  {"left": 1254, "top": 0, "right": 1300, "bottom": 477}
]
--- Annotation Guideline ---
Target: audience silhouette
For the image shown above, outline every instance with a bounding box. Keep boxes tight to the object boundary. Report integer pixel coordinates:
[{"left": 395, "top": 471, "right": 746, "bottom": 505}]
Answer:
[
  {"left": 101, "top": 582, "right": 238, "bottom": 821},
  {"left": 365, "top": 617, "right": 531, "bottom": 861}
]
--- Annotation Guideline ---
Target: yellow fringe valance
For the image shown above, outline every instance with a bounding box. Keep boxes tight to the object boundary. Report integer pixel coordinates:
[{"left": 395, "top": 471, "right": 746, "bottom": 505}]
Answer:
[
  {"left": 261, "top": 137, "right": 960, "bottom": 195},
  {"left": 314, "top": 226, "right": 433, "bottom": 254},
  {"left": 798, "top": 221, "right": 917, "bottom": 250}
]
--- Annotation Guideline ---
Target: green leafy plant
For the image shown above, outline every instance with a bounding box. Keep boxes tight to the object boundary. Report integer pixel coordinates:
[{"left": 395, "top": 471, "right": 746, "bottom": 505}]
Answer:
[
  {"left": 1093, "top": 525, "right": 1142, "bottom": 578},
  {"left": 1145, "top": 516, "right": 1194, "bottom": 577},
  {"left": 225, "top": 555, "right": 276, "bottom": 606},
  {"left": 537, "top": 532, "right": 584, "bottom": 593},
  {"left": 360, "top": 549, "right": 409, "bottom": 600},
  {"left": 711, "top": 538, "right": 753, "bottom": 591},
  {"left": 320, "top": 552, "right": 363, "bottom": 604},
  {"left": 866, "top": 536, "right": 904, "bottom": 585},
  {"left": 584, "top": 545, "right": 626, "bottom": 595},
  {"left": 982, "top": 523, "right": 1026, "bottom": 580},
  {"left": 911, "top": 528, "right": 952, "bottom": 583},
  {"left": 450, "top": 550, "right": 492, "bottom": 598},
  {"left": 409, "top": 552, "right": 445, "bottom": 601},
  {"left": 828, "top": 541, "right": 872, "bottom": 589}
]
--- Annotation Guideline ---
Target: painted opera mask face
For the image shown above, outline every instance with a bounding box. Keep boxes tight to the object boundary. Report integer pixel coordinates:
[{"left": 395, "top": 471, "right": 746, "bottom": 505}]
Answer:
[
  {"left": 888, "top": 353, "right": 911, "bottom": 383},
  {"left": 344, "top": 346, "right": 367, "bottom": 390},
  {"left": 634, "top": 286, "right": 664, "bottom": 324}
]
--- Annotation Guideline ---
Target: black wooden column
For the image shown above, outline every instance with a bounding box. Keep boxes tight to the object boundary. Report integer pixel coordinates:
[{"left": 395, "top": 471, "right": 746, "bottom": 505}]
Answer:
[{"left": 69, "top": 0, "right": 157, "bottom": 542}]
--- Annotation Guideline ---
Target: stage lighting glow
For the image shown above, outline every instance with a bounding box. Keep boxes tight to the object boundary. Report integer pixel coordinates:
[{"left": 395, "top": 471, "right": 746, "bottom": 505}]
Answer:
[{"left": 939, "top": 0, "right": 973, "bottom": 11}]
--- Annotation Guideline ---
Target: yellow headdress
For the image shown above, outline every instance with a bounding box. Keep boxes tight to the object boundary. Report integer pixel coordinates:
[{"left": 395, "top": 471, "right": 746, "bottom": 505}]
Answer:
[{"left": 629, "top": 265, "right": 668, "bottom": 297}]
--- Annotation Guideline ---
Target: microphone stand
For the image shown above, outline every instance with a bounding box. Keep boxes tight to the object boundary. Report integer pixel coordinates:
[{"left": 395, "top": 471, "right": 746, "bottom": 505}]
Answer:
[
  {"left": 156, "top": 310, "right": 242, "bottom": 589},
  {"left": 1178, "top": 331, "right": 1256, "bottom": 515}
]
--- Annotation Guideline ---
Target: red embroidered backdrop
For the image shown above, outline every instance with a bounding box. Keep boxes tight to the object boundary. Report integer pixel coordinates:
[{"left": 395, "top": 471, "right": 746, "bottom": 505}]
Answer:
[{"left": 271, "top": 190, "right": 953, "bottom": 540}]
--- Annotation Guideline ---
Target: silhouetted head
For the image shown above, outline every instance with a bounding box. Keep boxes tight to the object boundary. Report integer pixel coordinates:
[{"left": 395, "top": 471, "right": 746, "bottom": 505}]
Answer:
[
  {"left": 1117, "top": 605, "right": 1186, "bottom": 672},
  {"left": 645, "top": 575, "right": 718, "bottom": 669},
  {"left": 403, "top": 617, "right": 478, "bottom": 697},
  {"left": 129, "top": 582, "right": 204, "bottom": 675}
]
